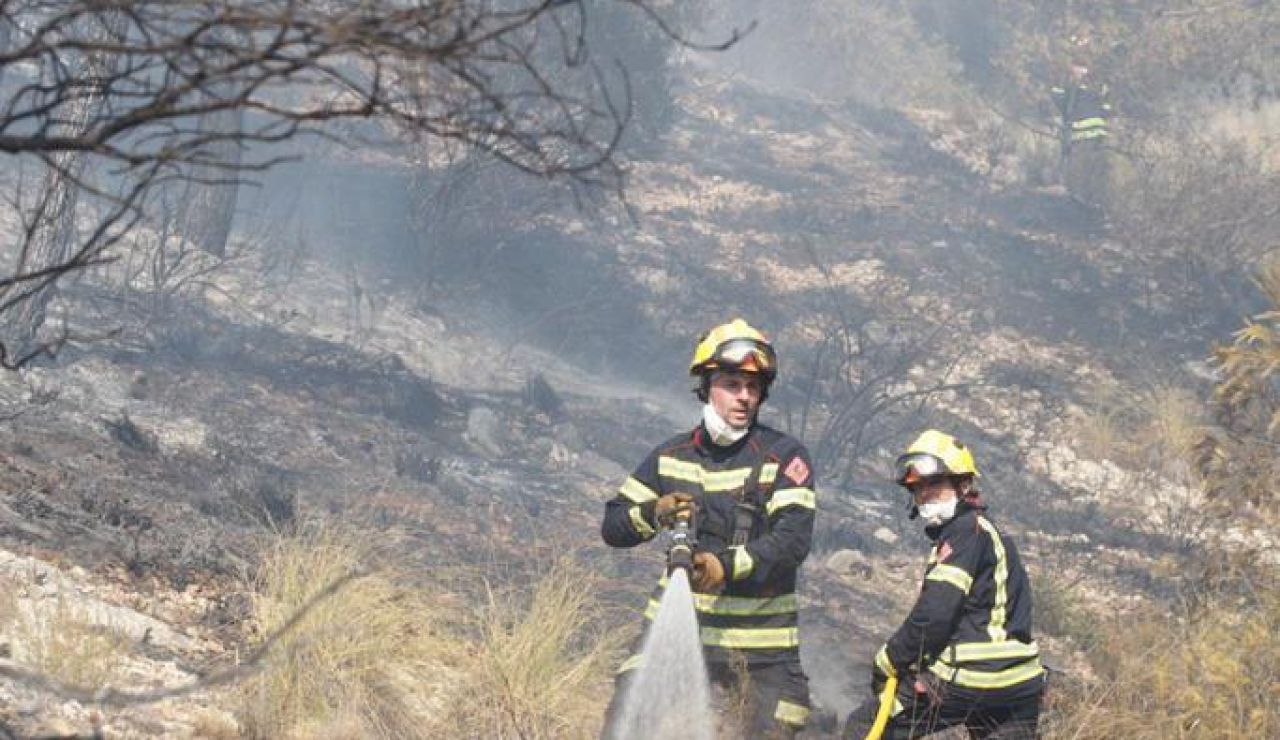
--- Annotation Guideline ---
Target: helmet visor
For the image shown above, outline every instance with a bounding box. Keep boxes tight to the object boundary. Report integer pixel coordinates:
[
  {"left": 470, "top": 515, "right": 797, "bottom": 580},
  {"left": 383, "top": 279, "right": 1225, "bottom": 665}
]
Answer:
[
  {"left": 712, "top": 338, "right": 777, "bottom": 375},
  {"left": 895, "top": 452, "right": 948, "bottom": 485}
]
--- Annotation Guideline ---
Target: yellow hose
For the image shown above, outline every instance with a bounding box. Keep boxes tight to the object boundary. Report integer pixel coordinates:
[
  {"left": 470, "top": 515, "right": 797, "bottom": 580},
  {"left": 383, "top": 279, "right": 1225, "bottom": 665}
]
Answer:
[{"left": 865, "top": 674, "right": 898, "bottom": 740}]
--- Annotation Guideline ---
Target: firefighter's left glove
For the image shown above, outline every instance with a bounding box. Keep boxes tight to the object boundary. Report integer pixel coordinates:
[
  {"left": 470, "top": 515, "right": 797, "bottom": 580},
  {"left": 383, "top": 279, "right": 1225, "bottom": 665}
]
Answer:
[
  {"left": 654, "top": 492, "right": 695, "bottom": 527},
  {"left": 691, "top": 551, "right": 725, "bottom": 593}
]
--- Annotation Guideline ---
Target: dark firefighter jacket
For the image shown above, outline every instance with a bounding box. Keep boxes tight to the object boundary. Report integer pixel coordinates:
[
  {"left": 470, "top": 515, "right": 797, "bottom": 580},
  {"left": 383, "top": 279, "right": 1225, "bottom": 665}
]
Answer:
[
  {"left": 874, "top": 507, "right": 1044, "bottom": 691},
  {"left": 601, "top": 422, "right": 816, "bottom": 666},
  {"left": 1051, "top": 83, "right": 1111, "bottom": 144}
]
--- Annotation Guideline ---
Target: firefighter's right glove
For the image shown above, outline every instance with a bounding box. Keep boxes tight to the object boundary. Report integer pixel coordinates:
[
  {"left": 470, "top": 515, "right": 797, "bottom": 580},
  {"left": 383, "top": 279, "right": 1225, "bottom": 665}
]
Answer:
[
  {"left": 691, "top": 551, "right": 725, "bottom": 593},
  {"left": 915, "top": 672, "right": 947, "bottom": 704},
  {"left": 654, "top": 492, "right": 695, "bottom": 527}
]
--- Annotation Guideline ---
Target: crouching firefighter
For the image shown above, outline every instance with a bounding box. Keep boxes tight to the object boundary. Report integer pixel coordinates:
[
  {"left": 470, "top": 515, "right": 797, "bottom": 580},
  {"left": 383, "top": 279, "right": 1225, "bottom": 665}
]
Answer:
[
  {"left": 844, "top": 431, "right": 1045, "bottom": 740},
  {"left": 601, "top": 319, "right": 816, "bottom": 738}
]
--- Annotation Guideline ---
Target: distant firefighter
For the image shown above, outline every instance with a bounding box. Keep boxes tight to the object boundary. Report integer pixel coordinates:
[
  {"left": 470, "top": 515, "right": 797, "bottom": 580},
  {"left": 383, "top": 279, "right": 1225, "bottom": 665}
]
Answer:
[{"left": 1051, "top": 44, "right": 1112, "bottom": 206}]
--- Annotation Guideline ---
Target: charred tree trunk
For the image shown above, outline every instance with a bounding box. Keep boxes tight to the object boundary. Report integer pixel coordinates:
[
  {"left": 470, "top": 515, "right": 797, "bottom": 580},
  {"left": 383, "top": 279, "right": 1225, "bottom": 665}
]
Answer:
[
  {"left": 6, "top": 13, "right": 127, "bottom": 353},
  {"left": 173, "top": 98, "right": 243, "bottom": 257},
  {"left": 8, "top": 152, "right": 89, "bottom": 353}
]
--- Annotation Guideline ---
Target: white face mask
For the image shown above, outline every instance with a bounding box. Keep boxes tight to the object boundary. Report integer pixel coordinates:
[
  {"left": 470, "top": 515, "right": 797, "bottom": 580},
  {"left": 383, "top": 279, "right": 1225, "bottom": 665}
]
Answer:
[
  {"left": 917, "top": 498, "right": 958, "bottom": 527},
  {"left": 703, "top": 403, "right": 748, "bottom": 447}
]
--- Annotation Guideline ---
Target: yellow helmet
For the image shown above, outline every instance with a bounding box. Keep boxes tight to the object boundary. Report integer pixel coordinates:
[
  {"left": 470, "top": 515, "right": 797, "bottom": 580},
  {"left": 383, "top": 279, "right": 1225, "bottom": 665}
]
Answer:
[
  {"left": 894, "top": 429, "right": 980, "bottom": 486},
  {"left": 689, "top": 318, "right": 777, "bottom": 381}
]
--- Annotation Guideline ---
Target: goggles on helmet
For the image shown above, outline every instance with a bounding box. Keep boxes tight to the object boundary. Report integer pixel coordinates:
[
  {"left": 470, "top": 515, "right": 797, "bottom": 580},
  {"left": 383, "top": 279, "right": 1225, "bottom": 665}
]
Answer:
[
  {"left": 895, "top": 452, "right": 950, "bottom": 486},
  {"left": 708, "top": 338, "right": 777, "bottom": 375}
]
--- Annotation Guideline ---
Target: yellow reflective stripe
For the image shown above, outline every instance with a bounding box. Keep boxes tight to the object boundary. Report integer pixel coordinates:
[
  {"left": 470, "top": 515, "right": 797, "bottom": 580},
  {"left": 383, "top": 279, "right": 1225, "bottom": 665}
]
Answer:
[
  {"left": 628, "top": 505, "right": 655, "bottom": 539},
  {"left": 618, "top": 654, "right": 645, "bottom": 674},
  {"left": 774, "top": 699, "right": 809, "bottom": 727},
  {"left": 977, "top": 517, "right": 1008, "bottom": 642},
  {"left": 1071, "top": 116, "right": 1108, "bottom": 129},
  {"left": 945, "top": 640, "right": 1040, "bottom": 663},
  {"left": 658, "top": 456, "right": 703, "bottom": 483},
  {"left": 731, "top": 545, "right": 754, "bottom": 580},
  {"left": 648, "top": 594, "right": 797, "bottom": 618},
  {"left": 656, "top": 457, "right": 760, "bottom": 492},
  {"left": 703, "top": 468, "right": 753, "bottom": 492},
  {"left": 766, "top": 487, "right": 815, "bottom": 516},
  {"left": 701, "top": 626, "right": 799, "bottom": 649},
  {"left": 760, "top": 463, "right": 779, "bottom": 484},
  {"left": 875, "top": 644, "right": 897, "bottom": 678},
  {"left": 619, "top": 476, "right": 658, "bottom": 504},
  {"left": 929, "top": 657, "right": 1044, "bottom": 689},
  {"left": 925, "top": 564, "right": 973, "bottom": 593},
  {"left": 693, "top": 592, "right": 797, "bottom": 616},
  {"left": 1071, "top": 129, "right": 1109, "bottom": 140}
]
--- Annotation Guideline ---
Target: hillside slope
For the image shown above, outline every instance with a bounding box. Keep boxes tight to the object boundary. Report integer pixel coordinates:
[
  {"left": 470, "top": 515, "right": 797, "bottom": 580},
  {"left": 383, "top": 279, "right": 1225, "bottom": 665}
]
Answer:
[{"left": 0, "top": 66, "right": 1270, "bottom": 736}]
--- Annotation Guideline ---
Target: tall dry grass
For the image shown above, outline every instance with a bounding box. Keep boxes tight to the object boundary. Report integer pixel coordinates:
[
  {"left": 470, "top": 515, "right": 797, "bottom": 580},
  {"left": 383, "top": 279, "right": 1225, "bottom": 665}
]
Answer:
[
  {"left": 236, "top": 527, "right": 453, "bottom": 739},
  {"left": 422, "top": 559, "right": 625, "bottom": 739},
  {"left": 1074, "top": 380, "right": 1205, "bottom": 474},
  {"left": 1046, "top": 584, "right": 1277, "bottom": 740},
  {"left": 0, "top": 576, "right": 128, "bottom": 688},
  {"left": 238, "top": 526, "right": 622, "bottom": 739}
]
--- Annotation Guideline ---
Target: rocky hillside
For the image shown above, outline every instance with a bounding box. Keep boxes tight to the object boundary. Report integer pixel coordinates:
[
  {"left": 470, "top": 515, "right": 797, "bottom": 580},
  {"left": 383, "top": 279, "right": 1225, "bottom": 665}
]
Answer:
[{"left": 0, "top": 42, "right": 1275, "bottom": 740}]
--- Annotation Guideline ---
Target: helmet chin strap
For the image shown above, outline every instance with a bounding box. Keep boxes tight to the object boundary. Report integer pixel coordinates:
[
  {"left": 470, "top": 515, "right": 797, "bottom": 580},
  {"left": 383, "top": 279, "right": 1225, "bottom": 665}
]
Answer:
[{"left": 703, "top": 403, "right": 749, "bottom": 447}]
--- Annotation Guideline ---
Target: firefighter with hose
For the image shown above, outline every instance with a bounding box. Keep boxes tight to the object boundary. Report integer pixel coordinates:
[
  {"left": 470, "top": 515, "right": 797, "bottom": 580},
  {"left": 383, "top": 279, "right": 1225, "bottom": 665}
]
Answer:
[{"left": 601, "top": 319, "right": 817, "bottom": 738}]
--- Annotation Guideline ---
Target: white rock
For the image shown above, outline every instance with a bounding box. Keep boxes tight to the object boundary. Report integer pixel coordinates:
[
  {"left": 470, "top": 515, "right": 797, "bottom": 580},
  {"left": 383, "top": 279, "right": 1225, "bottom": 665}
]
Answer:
[
  {"left": 873, "top": 527, "right": 899, "bottom": 545},
  {"left": 132, "top": 414, "right": 209, "bottom": 455},
  {"left": 824, "top": 549, "right": 870, "bottom": 574},
  {"left": 464, "top": 406, "right": 504, "bottom": 458}
]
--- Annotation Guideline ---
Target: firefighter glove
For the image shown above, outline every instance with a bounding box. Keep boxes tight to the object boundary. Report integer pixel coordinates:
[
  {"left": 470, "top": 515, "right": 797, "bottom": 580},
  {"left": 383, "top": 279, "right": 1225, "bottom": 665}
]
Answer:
[
  {"left": 871, "top": 665, "right": 889, "bottom": 697},
  {"left": 691, "top": 551, "right": 725, "bottom": 593},
  {"left": 913, "top": 672, "right": 946, "bottom": 706},
  {"left": 654, "top": 492, "right": 695, "bottom": 527}
]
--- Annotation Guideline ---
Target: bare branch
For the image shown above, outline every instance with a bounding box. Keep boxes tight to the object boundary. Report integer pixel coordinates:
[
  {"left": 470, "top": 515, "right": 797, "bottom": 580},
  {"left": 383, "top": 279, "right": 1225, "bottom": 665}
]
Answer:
[{"left": 0, "top": 0, "right": 708, "bottom": 350}]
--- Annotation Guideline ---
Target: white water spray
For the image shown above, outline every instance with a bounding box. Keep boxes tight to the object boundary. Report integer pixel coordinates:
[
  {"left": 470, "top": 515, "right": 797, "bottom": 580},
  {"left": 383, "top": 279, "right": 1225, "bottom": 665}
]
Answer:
[{"left": 610, "top": 568, "right": 716, "bottom": 740}]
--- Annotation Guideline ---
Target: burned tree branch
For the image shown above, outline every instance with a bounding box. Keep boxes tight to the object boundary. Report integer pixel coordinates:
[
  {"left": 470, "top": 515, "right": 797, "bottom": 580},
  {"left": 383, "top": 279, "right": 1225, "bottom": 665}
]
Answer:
[{"left": 0, "top": 0, "right": 706, "bottom": 364}]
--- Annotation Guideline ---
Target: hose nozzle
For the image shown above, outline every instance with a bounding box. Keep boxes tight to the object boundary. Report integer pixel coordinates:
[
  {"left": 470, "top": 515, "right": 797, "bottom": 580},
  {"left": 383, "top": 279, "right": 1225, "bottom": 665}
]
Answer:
[{"left": 666, "top": 516, "right": 695, "bottom": 575}]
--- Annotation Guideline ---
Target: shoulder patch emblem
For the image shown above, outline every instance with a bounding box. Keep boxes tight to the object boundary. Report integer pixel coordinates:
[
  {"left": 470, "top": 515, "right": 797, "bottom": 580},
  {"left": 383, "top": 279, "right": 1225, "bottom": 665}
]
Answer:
[
  {"left": 937, "top": 541, "right": 953, "bottom": 563},
  {"left": 783, "top": 456, "right": 810, "bottom": 485}
]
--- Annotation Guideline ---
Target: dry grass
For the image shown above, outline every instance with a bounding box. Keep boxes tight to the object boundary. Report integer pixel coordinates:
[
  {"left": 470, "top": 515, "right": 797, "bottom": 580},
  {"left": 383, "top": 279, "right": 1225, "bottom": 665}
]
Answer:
[
  {"left": 1032, "top": 574, "right": 1097, "bottom": 651},
  {"left": 1074, "top": 380, "right": 1204, "bottom": 475},
  {"left": 238, "top": 526, "right": 621, "bottom": 739},
  {"left": 424, "top": 559, "right": 625, "bottom": 739},
  {"left": 0, "top": 580, "right": 128, "bottom": 689},
  {"left": 1046, "top": 585, "right": 1278, "bottom": 739},
  {"left": 236, "top": 526, "right": 453, "bottom": 739},
  {"left": 188, "top": 708, "right": 242, "bottom": 740}
]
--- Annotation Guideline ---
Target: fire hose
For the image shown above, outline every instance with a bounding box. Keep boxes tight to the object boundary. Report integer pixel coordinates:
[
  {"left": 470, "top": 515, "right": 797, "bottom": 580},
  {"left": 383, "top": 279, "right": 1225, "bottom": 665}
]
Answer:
[{"left": 865, "top": 674, "right": 898, "bottom": 740}]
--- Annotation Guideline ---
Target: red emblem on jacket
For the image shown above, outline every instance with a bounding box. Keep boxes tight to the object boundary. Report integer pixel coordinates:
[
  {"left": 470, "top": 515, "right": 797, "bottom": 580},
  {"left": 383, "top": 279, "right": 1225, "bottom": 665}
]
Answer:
[{"left": 783, "top": 457, "right": 810, "bottom": 485}]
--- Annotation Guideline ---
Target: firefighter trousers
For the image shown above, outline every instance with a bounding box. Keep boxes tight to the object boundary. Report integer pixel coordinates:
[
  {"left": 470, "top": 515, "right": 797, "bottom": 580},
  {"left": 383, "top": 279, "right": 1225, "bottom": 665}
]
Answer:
[{"left": 842, "top": 674, "right": 1044, "bottom": 740}]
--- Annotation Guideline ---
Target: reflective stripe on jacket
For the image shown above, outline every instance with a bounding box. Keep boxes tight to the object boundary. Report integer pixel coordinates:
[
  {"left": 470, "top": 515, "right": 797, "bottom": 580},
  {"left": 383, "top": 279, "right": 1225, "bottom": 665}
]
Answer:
[
  {"left": 1051, "top": 83, "right": 1112, "bottom": 143},
  {"left": 602, "top": 423, "right": 816, "bottom": 664},
  {"left": 877, "top": 508, "right": 1044, "bottom": 690}
]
